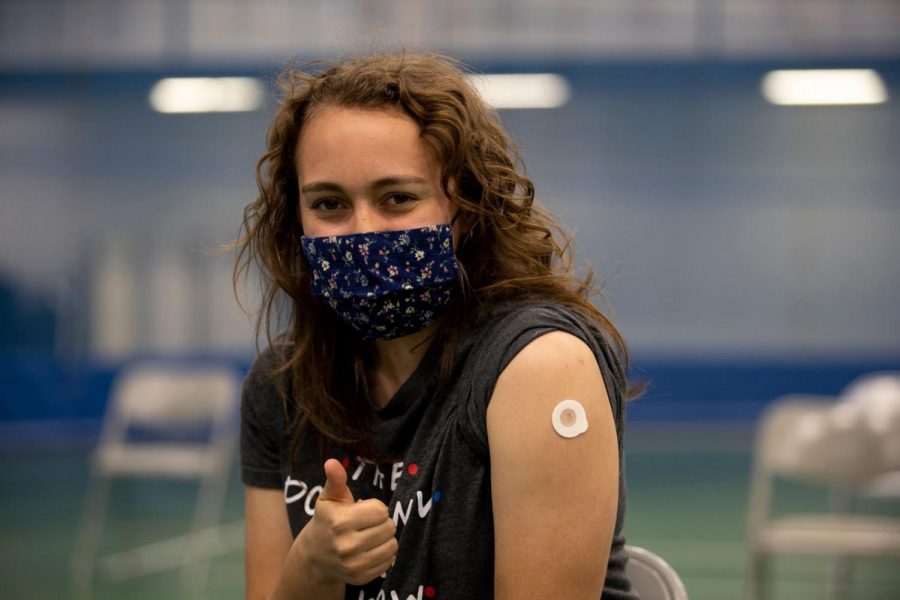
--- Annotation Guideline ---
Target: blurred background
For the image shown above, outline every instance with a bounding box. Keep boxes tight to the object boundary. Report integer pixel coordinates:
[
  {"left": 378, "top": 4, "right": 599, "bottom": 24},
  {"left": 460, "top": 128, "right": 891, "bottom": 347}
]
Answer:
[{"left": 1, "top": 0, "right": 899, "bottom": 598}]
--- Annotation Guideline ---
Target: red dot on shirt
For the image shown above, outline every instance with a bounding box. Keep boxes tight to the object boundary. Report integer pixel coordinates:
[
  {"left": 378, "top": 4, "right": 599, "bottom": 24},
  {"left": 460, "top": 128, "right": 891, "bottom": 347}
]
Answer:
[
  {"left": 424, "top": 586, "right": 436, "bottom": 598},
  {"left": 407, "top": 463, "right": 418, "bottom": 475},
  {"left": 341, "top": 457, "right": 350, "bottom": 469}
]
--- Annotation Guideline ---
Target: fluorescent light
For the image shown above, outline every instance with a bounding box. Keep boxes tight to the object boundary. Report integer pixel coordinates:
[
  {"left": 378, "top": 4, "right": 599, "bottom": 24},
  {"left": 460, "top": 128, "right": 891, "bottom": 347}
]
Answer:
[
  {"left": 149, "top": 77, "right": 264, "bottom": 113},
  {"left": 467, "top": 73, "right": 571, "bottom": 109},
  {"left": 761, "top": 69, "right": 888, "bottom": 106}
]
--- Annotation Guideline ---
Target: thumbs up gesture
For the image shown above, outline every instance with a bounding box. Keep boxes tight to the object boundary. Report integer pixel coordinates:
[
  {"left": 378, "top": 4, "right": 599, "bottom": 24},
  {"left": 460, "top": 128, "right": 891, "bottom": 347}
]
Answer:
[{"left": 297, "top": 459, "right": 398, "bottom": 587}]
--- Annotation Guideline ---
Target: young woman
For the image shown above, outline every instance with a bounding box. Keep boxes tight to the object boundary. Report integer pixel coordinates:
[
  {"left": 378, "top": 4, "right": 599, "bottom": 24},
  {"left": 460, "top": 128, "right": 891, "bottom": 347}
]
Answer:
[{"left": 236, "top": 52, "right": 638, "bottom": 600}]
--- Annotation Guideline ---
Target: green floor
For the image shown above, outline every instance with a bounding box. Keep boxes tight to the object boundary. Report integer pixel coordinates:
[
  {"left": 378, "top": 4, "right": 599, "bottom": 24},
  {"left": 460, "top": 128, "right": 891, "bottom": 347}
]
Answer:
[{"left": 2, "top": 422, "right": 898, "bottom": 599}]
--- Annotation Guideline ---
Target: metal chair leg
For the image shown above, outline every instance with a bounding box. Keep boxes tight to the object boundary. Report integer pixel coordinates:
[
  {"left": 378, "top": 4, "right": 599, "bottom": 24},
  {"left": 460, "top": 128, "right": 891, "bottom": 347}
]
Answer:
[
  {"left": 745, "top": 550, "right": 771, "bottom": 600},
  {"left": 71, "top": 476, "right": 112, "bottom": 597}
]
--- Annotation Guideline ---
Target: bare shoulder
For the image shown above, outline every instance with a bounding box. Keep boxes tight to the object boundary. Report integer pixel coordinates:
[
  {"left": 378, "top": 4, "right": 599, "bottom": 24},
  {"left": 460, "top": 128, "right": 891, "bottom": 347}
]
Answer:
[
  {"left": 491, "top": 330, "right": 609, "bottom": 416},
  {"left": 502, "top": 329, "right": 600, "bottom": 377}
]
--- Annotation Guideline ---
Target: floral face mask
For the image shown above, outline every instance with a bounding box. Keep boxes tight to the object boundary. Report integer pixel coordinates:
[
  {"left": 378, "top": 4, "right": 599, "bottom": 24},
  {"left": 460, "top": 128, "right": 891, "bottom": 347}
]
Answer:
[{"left": 300, "top": 224, "right": 459, "bottom": 341}]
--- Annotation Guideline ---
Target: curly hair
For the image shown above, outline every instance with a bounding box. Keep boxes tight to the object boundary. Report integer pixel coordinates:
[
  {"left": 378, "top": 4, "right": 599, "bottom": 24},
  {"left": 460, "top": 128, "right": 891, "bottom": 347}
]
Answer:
[{"left": 235, "top": 52, "right": 630, "bottom": 460}]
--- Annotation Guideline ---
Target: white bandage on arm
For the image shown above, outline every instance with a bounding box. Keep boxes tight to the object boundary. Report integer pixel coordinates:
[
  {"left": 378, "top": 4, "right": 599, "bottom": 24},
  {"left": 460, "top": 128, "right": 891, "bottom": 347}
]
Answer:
[{"left": 551, "top": 399, "right": 589, "bottom": 438}]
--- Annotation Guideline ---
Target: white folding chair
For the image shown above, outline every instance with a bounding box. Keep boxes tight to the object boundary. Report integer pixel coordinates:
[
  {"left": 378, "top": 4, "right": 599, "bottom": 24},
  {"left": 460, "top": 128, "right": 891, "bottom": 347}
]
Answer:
[
  {"left": 744, "top": 395, "right": 900, "bottom": 600},
  {"left": 71, "top": 360, "right": 242, "bottom": 597},
  {"left": 625, "top": 545, "right": 689, "bottom": 600}
]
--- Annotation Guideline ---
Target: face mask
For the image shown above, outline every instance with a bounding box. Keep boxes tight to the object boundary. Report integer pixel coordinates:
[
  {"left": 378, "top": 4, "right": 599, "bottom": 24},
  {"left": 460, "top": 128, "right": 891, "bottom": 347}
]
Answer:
[{"left": 300, "top": 224, "right": 459, "bottom": 341}]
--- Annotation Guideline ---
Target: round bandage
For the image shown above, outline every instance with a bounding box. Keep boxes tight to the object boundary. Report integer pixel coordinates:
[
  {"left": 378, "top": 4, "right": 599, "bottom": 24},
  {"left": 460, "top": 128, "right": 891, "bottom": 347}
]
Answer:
[{"left": 552, "top": 399, "right": 589, "bottom": 438}]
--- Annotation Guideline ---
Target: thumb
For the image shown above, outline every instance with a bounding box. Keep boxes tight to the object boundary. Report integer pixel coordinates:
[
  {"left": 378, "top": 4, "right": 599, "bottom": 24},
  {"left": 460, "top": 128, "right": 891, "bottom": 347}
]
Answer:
[{"left": 320, "top": 458, "right": 355, "bottom": 504}]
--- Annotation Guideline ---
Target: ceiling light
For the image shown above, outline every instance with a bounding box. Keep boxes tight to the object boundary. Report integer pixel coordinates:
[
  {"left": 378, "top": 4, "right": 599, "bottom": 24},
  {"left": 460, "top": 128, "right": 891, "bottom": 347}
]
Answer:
[
  {"left": 149, "top": 77, "right": 264, "bottom": 113},
  {"left": 467, "top": 73, "right": 571, "bottom": 109},
  {"left": 761, "top": 69, "right": 888, "bottom": 106}
]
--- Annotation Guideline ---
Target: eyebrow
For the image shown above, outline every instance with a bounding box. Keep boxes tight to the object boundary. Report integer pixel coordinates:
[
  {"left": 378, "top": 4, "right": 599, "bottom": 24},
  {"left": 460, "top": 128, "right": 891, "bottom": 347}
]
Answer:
[{"left": 300, "top": 176, "right": 430, "bottom": 195}]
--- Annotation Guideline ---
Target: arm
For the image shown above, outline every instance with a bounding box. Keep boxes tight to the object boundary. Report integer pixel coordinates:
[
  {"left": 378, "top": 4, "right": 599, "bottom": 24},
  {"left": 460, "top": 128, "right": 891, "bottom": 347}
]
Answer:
[
  {"left": 244, "top": 461, "right": 398, "bottom": 600},
  {"left": 244, "top": 485, "right": 306, "bottom": 600},
  {"left": 487, "top": 331, "right": 619, "bottom": 599}
]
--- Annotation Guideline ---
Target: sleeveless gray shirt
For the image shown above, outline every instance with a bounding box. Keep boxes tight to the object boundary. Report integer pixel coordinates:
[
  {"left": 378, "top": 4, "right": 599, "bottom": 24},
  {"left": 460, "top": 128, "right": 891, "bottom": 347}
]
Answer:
[{"left": 241, "top": 301, "right": 638, "bottom": 599}]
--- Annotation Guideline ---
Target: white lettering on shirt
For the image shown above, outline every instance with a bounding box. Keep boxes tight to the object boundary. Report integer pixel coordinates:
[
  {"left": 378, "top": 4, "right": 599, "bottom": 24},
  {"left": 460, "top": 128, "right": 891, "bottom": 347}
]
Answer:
[
  {"left": 391, "top": 461, "right": 404, "bottom": 491},
  {"left": 284, "top": 476, "right": 308, "bottom": 504}
]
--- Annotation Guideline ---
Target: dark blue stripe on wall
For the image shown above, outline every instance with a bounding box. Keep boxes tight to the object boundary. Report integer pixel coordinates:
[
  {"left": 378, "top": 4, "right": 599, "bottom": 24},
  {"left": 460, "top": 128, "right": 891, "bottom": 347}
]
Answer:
[
  {"left": 626, "top": 359, "right": 900, "bottom": 421},
  {"left": 1, "top": 353, "right": 897, "bottom": 424},
  {"left": 0, "top": 353, "right": 249, "bottom": 422}
]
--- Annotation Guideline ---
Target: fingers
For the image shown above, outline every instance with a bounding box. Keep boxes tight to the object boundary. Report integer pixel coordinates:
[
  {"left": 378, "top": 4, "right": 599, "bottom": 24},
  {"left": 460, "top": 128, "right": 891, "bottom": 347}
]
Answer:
[
  {"left": 320, "top": 458, "right": 354, "bottom": 504},
  {"left": 343, "top": 535, "right": 400, "bottom": 586},
  {"left": 348, "top": 498, "right": 395, "bottom": 530},
  {"left": 349, "top": 514, "right": 397, "bottom": 553},
  {"left": 316, "top": 501, "right": 398, "bottom": 586}
]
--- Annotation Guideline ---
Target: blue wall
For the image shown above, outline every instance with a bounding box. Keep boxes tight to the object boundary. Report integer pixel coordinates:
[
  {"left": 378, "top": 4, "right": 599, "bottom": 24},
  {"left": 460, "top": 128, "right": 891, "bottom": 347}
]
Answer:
[
  {"left": 3, "top": 58, "right": 898, "bottom": 360},
  {"left": 1, "top": 57, "right": 899, "bottom": 427}
]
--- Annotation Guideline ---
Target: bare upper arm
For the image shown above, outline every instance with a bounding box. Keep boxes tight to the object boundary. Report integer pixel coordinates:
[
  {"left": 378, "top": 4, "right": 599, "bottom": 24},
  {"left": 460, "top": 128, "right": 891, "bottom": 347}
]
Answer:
[
  {"left": 487, "top": 330, "right": 619, "bottom": 600},
  {"left": 244, "top": 484, "right": 294, "bottom": 600}
]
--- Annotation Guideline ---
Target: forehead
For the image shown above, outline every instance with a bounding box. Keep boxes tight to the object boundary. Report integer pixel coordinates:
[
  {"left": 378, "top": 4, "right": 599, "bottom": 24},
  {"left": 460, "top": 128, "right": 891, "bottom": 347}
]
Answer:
[{"left": 296, "top": 106, "right": 438, "bottom": 183}]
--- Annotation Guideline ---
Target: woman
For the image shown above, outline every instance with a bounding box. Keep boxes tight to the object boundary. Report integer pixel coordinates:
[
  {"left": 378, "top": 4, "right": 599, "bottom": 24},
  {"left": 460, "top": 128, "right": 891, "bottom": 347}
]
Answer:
[{"left": 236, "top": 52, "right": 638, "bottom": 600}]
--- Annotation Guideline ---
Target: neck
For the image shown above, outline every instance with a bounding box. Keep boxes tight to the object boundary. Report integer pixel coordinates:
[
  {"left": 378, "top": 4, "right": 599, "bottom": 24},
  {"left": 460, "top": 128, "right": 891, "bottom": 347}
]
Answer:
[{"left": 368, "top": 324, "right": 437, "bottom": 408}]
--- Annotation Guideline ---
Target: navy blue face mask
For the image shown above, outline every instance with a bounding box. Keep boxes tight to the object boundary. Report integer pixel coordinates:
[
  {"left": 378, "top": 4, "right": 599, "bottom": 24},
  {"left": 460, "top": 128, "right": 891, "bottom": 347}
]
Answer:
[{"left": 300, "top": 224, "right": 459, "bottom": 341}]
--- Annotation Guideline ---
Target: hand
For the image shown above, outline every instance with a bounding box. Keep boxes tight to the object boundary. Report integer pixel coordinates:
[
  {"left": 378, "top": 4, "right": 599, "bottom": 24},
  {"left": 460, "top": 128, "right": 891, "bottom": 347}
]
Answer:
[{"left": 297, "top": 459, "right": 398, "bottom": 587}]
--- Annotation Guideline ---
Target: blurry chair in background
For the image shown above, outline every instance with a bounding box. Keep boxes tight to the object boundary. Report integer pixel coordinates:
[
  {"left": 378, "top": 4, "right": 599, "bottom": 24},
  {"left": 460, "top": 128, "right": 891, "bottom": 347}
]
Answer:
[
  {"left": 625, "top": 545, "right": 689, "bottom": 600},
  {"left": 744, "top": 386, "right": 900, "bottom": 600},
  {"left": 71, "top": 360, "right": 242, "bottom": 598}
]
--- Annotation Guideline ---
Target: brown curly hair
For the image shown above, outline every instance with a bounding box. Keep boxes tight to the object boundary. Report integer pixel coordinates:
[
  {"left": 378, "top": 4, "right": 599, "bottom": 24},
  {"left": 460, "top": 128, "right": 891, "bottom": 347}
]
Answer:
[{"left": 235, "top": 52, "right": 630, "bottom": 460}]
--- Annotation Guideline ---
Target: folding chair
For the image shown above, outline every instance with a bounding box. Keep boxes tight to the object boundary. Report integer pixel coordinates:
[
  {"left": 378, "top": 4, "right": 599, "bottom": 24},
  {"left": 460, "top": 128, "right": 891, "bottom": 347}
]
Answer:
[
  {"left": 625, "top": 545, "right": 689, "bottom": 600},
  {"left": 744, "top": 395, "right": 900, "bottom": 600},
  {"left": 71, "top": 359, "right": 242, "bottom": 597}
]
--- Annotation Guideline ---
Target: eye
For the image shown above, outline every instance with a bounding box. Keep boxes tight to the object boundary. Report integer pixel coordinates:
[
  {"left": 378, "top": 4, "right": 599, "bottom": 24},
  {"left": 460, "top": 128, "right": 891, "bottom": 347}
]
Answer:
[
  {"left": 310, "top": 197, "right": 344, "bottom": 212},
  {"left": 384, "top": 193, "right": 417, "bottom": 207}
]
